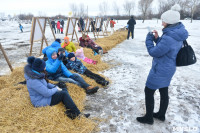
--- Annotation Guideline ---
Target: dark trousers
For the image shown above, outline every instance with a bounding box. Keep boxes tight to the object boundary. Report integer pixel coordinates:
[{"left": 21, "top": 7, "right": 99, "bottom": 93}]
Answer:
[
  {"left": 57, "top": 29, "right": 60, "bottom": 34},
  {"left": 84, "top": 69, "right": 105, "bottom": 84},
  {"left": 50, "top": 88, "right": 80, "bottom": 116},
  {"left": 127, "top": 27, "right": 134, "bottom": 39},
  {"left": 20, "top": 29, "right": 23, "bottom": 32},
  {"left": 93, "top": 47, "right": 102, "bottom": 54},
  {"left": 52, "top": 27, "right": 56, "bottom": 34},
  {"left": 145, "top": 86, "right": 169, "bottom": 118}
]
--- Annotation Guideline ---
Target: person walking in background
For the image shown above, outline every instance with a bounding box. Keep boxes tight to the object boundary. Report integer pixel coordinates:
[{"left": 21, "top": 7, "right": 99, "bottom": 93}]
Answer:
[
  {"left": 61, "top": 20, "right": 64, "bottom": 29},
  {"left": 57, "top": 21, "right": 60, "bottom": 34},
  {"left": 60, "top": 25, "right": 63, "bottom": 34},
  {"left": 127, "top": 16, "right": 136, "bottom": 39},
  {"left": 79, "top": 17, "right": 85, "bottom": 31},
  {"left": 24, "top": 56, "right": 90, "bottom": 120},
  {"left": 19, "top": 24, "right": 23, "bottom": 32},
  {"left": 51, "top": 19, "right": 56, "bottom": 34},
  {"left": 136, "top": 4, "right": 188, "bottom": 125},
  {"left": 110, "top": 18, "right": 116, "bottom": 35}
]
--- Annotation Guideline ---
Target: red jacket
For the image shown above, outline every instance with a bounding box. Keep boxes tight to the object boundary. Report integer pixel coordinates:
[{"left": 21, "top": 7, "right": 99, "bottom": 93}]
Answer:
[
  {"left": 57, "top": 21, "right": 60, "bottom": 29},
  {"left": 79, "top": 37, "right": 99, "bottom": 49},
  {"left": 110, "top": 20, "right": 116, "bottom": 28}
]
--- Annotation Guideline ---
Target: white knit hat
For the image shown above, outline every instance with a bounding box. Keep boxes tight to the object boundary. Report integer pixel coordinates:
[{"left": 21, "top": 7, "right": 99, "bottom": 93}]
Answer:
[{"left": 161, "top": 4, "right": 181, "bottom": 24}]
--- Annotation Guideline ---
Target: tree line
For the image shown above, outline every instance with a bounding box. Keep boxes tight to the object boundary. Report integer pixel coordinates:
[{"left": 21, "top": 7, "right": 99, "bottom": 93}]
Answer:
[{"left": 16, "top": 0, "right": 200, "bottom": 23}]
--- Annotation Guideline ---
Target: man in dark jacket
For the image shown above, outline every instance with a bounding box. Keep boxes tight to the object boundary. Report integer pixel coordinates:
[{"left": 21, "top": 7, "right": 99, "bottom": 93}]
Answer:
[
  {"left": 51, "top": 19, "right": 56, "bottom": 34},
  {"left": 127, "top": 16, "right": 136, "bottom": 39},
  {"left": 79, "top": 17, "right": 84, "bottom": 31},
  {"left": 61, "top": 20, "right": 64, "bottom": 28}
]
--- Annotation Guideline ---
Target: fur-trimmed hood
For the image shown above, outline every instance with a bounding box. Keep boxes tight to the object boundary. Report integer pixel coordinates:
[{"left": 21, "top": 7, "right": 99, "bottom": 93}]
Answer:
[{"left": 24, "top": 64, "right": 45, "bottom": 80}]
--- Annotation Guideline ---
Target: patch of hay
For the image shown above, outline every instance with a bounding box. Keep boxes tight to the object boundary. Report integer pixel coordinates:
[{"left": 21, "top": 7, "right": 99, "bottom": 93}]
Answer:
[{"left": 0, "top": 31, "right": 127, "bottom": 132}]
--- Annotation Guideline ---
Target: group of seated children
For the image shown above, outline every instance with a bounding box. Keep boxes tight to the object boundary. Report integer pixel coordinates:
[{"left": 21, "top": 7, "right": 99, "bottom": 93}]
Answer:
[{"left": 24, "top": 36, "right": 109, "bottom": 120}]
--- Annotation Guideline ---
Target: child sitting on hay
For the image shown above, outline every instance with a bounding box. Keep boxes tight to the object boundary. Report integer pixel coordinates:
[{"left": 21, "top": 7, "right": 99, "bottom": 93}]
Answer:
[
  {"left": 65, "top": 52, "right": 109, "bottom": 86},
  {"left": 45, "top": 47, "right": 99, "bottom": 94},
  {"left": 75, "top": 48, "right": 97, "bottom": 64},
  {"left": 79, "top": 34, "right": 107, "bottom": 55},
  {"left": 61, "top": 37, "right": 97, "bottom": 64},
  {"left": 24, "top": 56, "right": 90, "bottom": 119},
  {"left": 61, "top": 36, "right": 76, "bottom": 53}
]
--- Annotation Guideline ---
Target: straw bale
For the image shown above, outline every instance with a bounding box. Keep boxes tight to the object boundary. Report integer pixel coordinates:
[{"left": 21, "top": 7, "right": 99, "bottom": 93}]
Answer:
[{"left": 0, "top": 31, "right": 127, "bottom": 132}]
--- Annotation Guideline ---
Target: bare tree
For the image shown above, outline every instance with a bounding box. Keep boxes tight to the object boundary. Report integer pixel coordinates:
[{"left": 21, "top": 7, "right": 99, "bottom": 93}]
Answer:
[
  {"left": 70, "top": 3, "right": 78, "bottom": 17},
  {"left": 156, "top": 0, "right": 191, "bottom": 19},
  {"left": 38, "top": 11, "right": 46, "bottom": 17},
  {"left": 78, "top": 3, "right": 86, "bottom": 17},
  {"left": 99, "top": 1, "right": 108, "bottom": 17},
  {"left": 113, "top": 3, "right": 120, "bottom": 16},
  {"left": 185, "top": 0, "right": 200, "bottom": 22},
  {"left": 138, "top": 0, "right": 153, "bottom": 23},
  {"left": 123, "top": 0, "right": 135, "bottom": 16}
]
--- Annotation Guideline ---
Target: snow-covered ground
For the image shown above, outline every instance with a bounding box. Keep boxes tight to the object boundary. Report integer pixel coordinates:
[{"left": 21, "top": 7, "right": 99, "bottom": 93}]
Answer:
[
  {"left": 85, "top": 20, "right": 200, "bottom": 133},
  {"left": 0, "top": 19, "right": 200, "bottom": 133}
]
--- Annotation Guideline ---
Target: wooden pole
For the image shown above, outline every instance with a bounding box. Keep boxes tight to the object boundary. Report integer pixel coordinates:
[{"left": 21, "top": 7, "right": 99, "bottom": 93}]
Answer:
[
  {"left": 71, "top": 18, "right": 79, "bottom": 43},
  {"left": 65, "top": 18, "right": 70, "bottom": 36},
  {"left": 71, "top": 18, "right": 75, "bottom": 42},
  {"left": 40, "top": 18, "right": 47, "bottom": 55},
  {"left": 36, "top": 18, "right": 48, "bottom": 46},
  {"left": 74, "top": 19, "right": 80, "bottom": 43},
  {"left": 29, "top": 17, "right": 36, "bottom": 56},
  {"left": 94, "top": 18, "right": 99, "bottom": 38},
  {"left": 48, "top": 18, "right": 56, "bottom": 40},
  {"left": 0, "top": 43, "right": 13, "bottom": 72},
  {"left": 90, "top": 19, "right": 96, "bottom": 40}
]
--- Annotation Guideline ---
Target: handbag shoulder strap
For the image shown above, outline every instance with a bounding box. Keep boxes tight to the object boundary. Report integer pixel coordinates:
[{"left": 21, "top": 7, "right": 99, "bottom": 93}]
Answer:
[{"left": 183, "top": 40, "right": 188, "bottom": 47}]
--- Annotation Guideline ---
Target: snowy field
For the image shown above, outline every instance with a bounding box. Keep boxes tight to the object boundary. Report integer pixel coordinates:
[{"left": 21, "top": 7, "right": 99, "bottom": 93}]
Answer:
[{"left": 0, "top": 19, "right": 200, "bottom": 133}]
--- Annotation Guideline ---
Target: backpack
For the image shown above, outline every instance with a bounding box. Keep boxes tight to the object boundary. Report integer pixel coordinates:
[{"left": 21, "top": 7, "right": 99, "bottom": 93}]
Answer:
[{"left": 176, "top": 40, "right": 197, "bottom": 66}]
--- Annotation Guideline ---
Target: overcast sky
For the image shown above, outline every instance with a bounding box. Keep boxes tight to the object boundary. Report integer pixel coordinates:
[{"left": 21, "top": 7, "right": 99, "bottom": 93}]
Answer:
[{"left": 0, "top": 0, "right": 159, "bottom": 17}]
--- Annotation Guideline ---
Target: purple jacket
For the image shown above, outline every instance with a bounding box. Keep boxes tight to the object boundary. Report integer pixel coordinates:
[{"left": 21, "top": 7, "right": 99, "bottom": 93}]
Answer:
[{"left": 24, "top": 64, "right": 57, "bottom": 107}]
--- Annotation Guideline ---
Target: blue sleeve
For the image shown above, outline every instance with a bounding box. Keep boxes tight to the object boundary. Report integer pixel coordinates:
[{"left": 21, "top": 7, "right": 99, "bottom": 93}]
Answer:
[
  {"left": 153, "top": 36, "right": 160, "bottom": 43},
  {"left": 47, "top": 83, "right": 56, "bottom": 89},
  {"left": 61, "top": 62, "right": 72, "bottom": 77},
  {"left": 46, "top": 59, "right": 61, "bottom": 73},
  {"left": 42, "top": 46, "right": 50, "bottom": 54},
  {"left": 146, "top": 35, "right": 170, "bottom": 58},
  {"left": 31, "top": 80, "right": 57, "bottom": 97}
]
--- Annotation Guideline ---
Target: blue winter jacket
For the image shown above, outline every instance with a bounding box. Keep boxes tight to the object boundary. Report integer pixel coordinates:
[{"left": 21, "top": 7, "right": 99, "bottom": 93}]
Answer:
[
  {"left": 66, "top": 57, "right": 87, "bottom": 74},
  {"left": 145, "top": 22, "right": 188, "bottom": 90},
  {"left": 24, "top": 64, "right": 57, "bottom": 107},
  {"left": 42, "top": 41, "right": 69, "bottom": 57},
  {"left": 45, "top": 48, "right": 72, "bottom": 80},
  {"left": 19, "top": 25, "right": 23, "bottom": 30}
]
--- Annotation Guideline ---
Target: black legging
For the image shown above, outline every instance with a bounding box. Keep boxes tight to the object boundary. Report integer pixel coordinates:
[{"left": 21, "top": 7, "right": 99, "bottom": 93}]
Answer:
[
  {"left": 145, "top": 86, "right": 169, "bottom": 118},
  {"left": 83, "top": 69, "right": 105, "bottom": 84}
]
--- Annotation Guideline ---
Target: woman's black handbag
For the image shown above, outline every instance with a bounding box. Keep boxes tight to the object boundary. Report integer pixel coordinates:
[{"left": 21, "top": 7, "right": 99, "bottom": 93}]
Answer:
[{"left": 176, "top": 40, "right": 197, "bottom": 66}]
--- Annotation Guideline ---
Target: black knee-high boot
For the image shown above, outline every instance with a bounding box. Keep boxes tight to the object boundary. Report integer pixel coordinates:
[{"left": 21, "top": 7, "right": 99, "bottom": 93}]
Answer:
[
  {"left": 137, "top": 86, "right": 155, "bottom": 125},
  {"left": 153, "top": 87, "right": 169, "bottom": 121}
]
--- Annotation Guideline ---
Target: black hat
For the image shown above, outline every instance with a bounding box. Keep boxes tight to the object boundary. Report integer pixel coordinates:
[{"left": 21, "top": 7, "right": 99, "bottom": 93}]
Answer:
[
  {"left": 27, "top": 57, "right": 46, "bottom": 72},
  {"left": 68, "top": 53, "right": 75, "bottom": 60},
  {"left": 55, "top": 38, "right": 61, "bottom": 43}
]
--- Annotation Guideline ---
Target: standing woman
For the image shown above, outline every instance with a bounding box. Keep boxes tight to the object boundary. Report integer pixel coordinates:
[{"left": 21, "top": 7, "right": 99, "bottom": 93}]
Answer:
[
  {"left": 57, "top": 21, "right": 60, "bottom": 34},
  {"left": 137, "top": 4, "right": 188, "bottom": 124}
]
